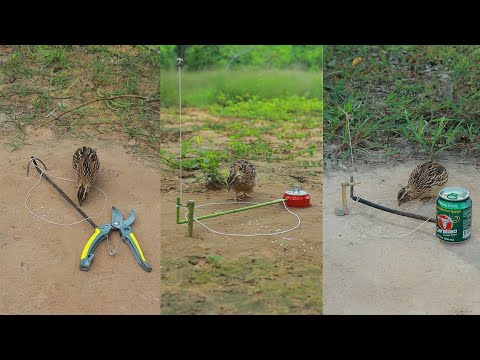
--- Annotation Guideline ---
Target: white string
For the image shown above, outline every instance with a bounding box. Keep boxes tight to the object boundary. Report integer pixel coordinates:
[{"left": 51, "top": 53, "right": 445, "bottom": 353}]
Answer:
[
  {"left": 106, "top": 235, "right": 119, "bottom": 256},
  {"left": 178, "top": 62, "right": 183, "bottom": 204},
  {"left": 175, "top": 57, "right": 301, "bottom": 238},
  {"left": 346, "top": 113, "right": 355, "bottom": 175},
  {"left": 348, "top": 196, "right": 434, "bottom": 239},
  {"left": 182, "top": 201, "right": 301, "bottom": 237},
  {"left": 341, "top": 108, "right": 435, "bottom": 238},
  {"left": 25, "top": 160, "right": 107, "bottom": 226},
  {"left": 338, "top": 106, "right": 355, "bottom": 175}
]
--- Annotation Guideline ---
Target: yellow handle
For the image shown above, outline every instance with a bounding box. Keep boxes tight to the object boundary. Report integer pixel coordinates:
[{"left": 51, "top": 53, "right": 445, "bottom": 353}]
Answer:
[
  {"left": 130, "top": 232, "right": 147, "bottom": 262},
  {"left": 81, "top": 228, "right": 100, "bottom": 260}
]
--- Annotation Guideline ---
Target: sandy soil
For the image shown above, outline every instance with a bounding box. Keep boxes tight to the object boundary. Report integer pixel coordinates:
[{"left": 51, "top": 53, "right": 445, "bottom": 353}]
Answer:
[
  {"left": 0, "top": 127, "right": 161, "bottom": 314},
  {"left": 323, "top": 157, "right": 480, "bottom": 315}
]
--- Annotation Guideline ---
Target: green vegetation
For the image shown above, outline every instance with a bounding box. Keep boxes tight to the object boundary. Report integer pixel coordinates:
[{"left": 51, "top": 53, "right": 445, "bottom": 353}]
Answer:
[
  {"left": 161, "top": 69, "right": 322, "bottom": 108},
  {"left": 160, "top": 45, "right": 323, "bottom": 189},
  {"left": 159, "top": 45, "right": 323, "bottom": 71},
  {"left": 324, "top": 45, "right": 480, "bottom": 159},
  {"left": 160, "top": 136, "right": 227, "bottom": 190},
  {"left": 33, "top": 45, "right": 72, "bottom": 68},
  {"left": 0, "top": 45, "right": 160, "bottom": 151},
  {"left": 210, "top": 95, "right": 322, "bottom": 121},
  {"left": 161, "top": 256, "right": 322, "bottom": 314}
]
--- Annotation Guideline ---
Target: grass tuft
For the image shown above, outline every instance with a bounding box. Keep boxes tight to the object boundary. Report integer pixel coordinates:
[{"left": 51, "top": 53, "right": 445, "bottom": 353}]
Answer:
[{"left": 324, "top": 45, "right": 480, "bottom": 158}]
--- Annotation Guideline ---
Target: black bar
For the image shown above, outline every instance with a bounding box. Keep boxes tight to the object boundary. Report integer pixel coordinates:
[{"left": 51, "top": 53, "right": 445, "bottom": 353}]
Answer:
[
  {"left": 30, "top": 157, "right": 97, "bottom": 229},
  {"left": 351, "top": 195, "right": 436, "bottom": 223}
]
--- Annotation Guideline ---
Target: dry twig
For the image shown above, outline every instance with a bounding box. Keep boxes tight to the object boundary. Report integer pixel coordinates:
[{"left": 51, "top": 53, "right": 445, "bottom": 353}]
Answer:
[{"left": 35, "top": 94, "right": 150, "bottom": 130}]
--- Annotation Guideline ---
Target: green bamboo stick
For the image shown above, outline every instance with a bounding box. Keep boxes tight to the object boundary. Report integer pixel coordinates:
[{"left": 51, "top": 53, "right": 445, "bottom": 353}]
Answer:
[
  {"left": 187, "top": 200, "right": 195, "bottom": 237},
  {"left": 177, "top": 198, "right": 286, "bottom": 224},
  {"left": 176, "top": 197, "right": 181, "bottom": 224}
]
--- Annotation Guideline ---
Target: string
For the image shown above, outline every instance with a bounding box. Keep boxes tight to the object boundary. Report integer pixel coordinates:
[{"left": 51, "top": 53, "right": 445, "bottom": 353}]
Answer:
[
  {"left": 181, "top": 201, "right": 301, "bottom": 237},
  {"left": 348, "top": 196, "right": 434, "bottom": 238},
  {"left": 341, "top": 107, "right": 434, "bottom": 238},
  {"left": 178, "top": 59, "right": 183, "bottom": 204},
  {"left": 25, "top": 159, "right": 107, "bottom": 226}
]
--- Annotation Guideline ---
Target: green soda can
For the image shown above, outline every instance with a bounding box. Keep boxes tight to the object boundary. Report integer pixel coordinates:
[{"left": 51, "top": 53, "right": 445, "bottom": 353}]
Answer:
[{"left": 436, "top": 187, "right": 472, "bottom": 243}]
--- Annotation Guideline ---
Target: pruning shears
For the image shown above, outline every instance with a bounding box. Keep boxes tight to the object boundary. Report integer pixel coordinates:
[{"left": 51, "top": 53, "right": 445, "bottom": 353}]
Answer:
[{"left": 80, "top": 206, "right": 152, "bottom": 272}]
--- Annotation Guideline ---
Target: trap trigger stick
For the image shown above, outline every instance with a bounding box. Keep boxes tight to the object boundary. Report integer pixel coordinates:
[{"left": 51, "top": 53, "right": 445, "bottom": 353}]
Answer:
[{"left": 336, "top": 176, "right": 360, "bottom": 216}]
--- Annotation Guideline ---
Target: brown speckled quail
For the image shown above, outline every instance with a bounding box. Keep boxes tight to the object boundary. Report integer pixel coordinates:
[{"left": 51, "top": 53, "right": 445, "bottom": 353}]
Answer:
[
  {"left": 227, "top": 159, "right": 257, "bottom": 202},
  {"left": 398, "top": 161, "right": 448, "bottom": 206},
  {"left": 73, "top": 146, "right": 100, "bottom": 206}
]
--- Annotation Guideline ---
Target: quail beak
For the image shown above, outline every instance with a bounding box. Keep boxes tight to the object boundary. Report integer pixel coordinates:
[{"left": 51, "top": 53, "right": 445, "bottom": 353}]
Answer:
[{"left": 397, "top": 186, "right": 409, "bottom": 207}]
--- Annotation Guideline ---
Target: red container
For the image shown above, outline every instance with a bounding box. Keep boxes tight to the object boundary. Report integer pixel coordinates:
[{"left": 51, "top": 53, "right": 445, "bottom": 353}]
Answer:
[{"left": 283, "top": 188, "right": 311, "bottom": 208}]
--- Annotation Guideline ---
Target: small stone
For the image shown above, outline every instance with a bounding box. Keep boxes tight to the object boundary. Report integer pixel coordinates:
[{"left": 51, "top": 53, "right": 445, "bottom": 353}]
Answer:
[{"left": 188, "top": 258, "right": 200, "bottom": 265}]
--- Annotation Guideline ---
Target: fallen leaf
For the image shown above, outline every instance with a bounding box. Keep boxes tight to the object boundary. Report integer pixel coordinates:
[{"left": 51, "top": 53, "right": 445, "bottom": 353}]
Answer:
[{"left": 352, "top": 57, "right": 362, "bottom": 67}]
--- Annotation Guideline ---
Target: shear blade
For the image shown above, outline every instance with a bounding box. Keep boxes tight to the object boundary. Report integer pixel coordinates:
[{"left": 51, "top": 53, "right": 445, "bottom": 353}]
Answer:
[
  {"left": 123, "top": 209, "right": 136, "bottom": 226},
  {"left": 111, "top": 206, "right": 124, "bottom": 227},
  {"left": 111, "top": 206, "right": 135, "bottom": 227}
]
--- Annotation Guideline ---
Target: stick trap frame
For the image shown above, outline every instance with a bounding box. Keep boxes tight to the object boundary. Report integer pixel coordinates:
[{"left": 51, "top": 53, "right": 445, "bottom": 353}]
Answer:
[
  {"left": 176, "top": 197, "right": 287, "bottom": 237},
  {"left": 335, "top": 175, "right": 436, "bottom": 223}
]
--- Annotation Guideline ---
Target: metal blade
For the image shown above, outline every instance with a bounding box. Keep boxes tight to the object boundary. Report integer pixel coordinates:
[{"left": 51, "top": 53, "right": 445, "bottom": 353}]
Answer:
[
  {"left": 123, "top": 209, "right": 136, "bottom": 226},
  {"left": 111, "top": 206, "right": 135, "bottom": 228},
  {"left": 111, "top": 206, "right": 124, "bottom": 228}
]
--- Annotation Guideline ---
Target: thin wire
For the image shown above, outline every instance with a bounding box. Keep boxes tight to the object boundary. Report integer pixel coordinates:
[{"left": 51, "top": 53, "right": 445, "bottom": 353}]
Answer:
[
  {"left": 25, "top": 160, "right": 107, "bottom": 226},
  {"left": 106, "top": 234, "right": 120, "bottom": 256},
  {"left": 348, "top": 196, "right": 434, "bottom": 239},
  {"left": 341, "top": 107, "right": 434, "bottom": 238},
  {"left": 174, "top": 54, "right": 300, "bottom": 238},
  {"left": 346, "top": 114, "right": 355, "bottom": 175},
  {"left": 338, "top": 106, "right": 355, "bottom": 175},
  {"left": 178, "top": 62, "right": 183, "bottom": 204},
  {"left": 182, "top": 201, "right": 301, "bottom": 237}
]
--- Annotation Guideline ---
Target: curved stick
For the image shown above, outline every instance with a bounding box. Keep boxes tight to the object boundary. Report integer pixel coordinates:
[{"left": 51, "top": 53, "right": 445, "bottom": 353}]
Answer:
[
  {"left": 351, "top": 195, "right": 436, "bottom": 223},
  {"left": 27, "top": 157, "right": 97, "bottom": 228}
]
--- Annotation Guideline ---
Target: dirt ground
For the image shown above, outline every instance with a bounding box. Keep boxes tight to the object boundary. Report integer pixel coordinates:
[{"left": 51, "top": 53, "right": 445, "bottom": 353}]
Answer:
[
  {"left": 161, "top": 165, "right": 322, "bottom": 314},
  {"left": 0, "top": 126, "right": 161, "bottom": 314},
  {"left": 160, "top": 109, "right": 323, "bottom": 314},
  {"left": 324, "top": 157, "right": 480, "bottom": 315}
]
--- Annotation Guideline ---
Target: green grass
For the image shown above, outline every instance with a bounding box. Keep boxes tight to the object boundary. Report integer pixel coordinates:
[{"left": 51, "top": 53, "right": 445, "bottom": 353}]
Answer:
[
  {"left": 159, "top": 45, "right": 323, "bottom": 71},
  {"left": 91, "top": 59, "right": 112, "bottom": 87},
  {"left": 32, "top": 45, "right": 72, "bottom": 68},
  {"left": 210, "top": 95, "right": 322, "bottom": 122},
  {"left": 161, "top": 256, "right": 322, "bottom": 314},
  {"left": 160, "top": 135, "right": 228, "bottom": 189},
  {"left": 0, "top": 45, "right": 160, "bottom": 151},
  {"left": 324, "top": 45, "right": 480, "bottom": 158},
  {"left": 160, "top": 66, "right": 322, "bottom": 189},
  {"left": 159, "top": 52, "right": 323, "bottom": 189},
  {"left": 0, "top": 48, "right": 34, "bottom": 82},
  {"left": 160, "top": 69, "right": 322, "bottom": 108}
]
